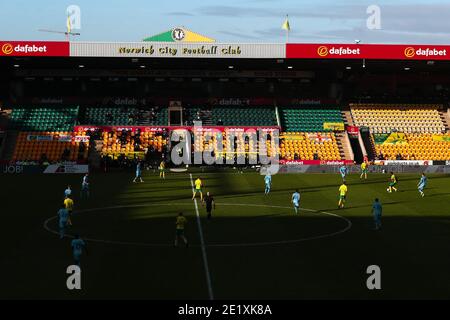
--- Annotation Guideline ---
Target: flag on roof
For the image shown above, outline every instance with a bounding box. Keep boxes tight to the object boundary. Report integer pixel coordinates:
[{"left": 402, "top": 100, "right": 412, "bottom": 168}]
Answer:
[{"left": 282, "top": 16, "right": 290, "bottom": 31}]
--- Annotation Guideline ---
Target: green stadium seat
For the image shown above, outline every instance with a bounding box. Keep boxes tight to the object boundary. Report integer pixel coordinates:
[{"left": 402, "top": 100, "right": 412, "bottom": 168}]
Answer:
[{"left": 280, "top": 107, "right": 343, "bottom": 132}]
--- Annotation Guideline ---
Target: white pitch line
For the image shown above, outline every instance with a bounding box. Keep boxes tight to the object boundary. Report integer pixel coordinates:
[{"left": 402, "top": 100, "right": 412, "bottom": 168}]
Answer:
[{"left": 190, "top": 174, "right": 214, "bottom": 300}]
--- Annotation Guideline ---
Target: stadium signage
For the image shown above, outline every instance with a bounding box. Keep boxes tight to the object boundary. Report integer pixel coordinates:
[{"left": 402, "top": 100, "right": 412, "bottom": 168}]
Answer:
[
  {"left": 74, "top": 136, "right": 90, "bottom": 142},
  {"left": 405, "top": 47, "right": 447, "bottom": 58},
  {"left": 74, "top": 125, "right": 280, "bottom": 133},
  {"left": 317, "top": 46, "right": 361, "bottom": 57},
  {"left": 214, "top": 98, "right": 251, "bottom": 106},
  {"left": 38, "top": 98, "right": 64, "bottom": 104},
  {"left": 55, "top": 135, "right": 89, "bottom": 142},
  {"left": 287, "top": 43, "right": 450, "bottom": 60},
  {"left": 58, "top": 135, "right": 72, "bottom": 142},
  {"left": 44, "top": 164, "right": 89, "bottom": 174},
  {"left": 2, "top": 165, "right": 24, "bottom": 174},
  {"left": 71, "top": 42, "right": 285, "bottom": 58},
  {"left": 117, "top": 45, "right": 242, "bottom": 57},
  {"left": 292, "top": 99, "right": 322, "bottom": 105},
  {"left": 4, "top": 41, "right": 450, "bottom": 60},
  {"left": 346, "top": 126, "right": 359, "bottom": 135},
  {"left": 280, "top": 160, "right": 354, "bottom": 165},
  {"left": 0, "top": 164, "right": 47, "bottom": 174},
  {"left": 27, "top": 135, "right": 53, "bottom": 141},
  {"left": 0, "top": 41, "right": 69, "bottom": 57},
  {"left": 323, "top": 122, "right": 345, "bottom": 131},
  {"left": 374, "top": 160, "right": 432, "bottom": 166}
]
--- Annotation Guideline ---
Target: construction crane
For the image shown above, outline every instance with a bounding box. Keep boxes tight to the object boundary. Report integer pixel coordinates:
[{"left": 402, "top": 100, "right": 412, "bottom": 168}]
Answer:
[
  {"left": 38, "top": 15, "right": 80, "bottom": 41},
  {"left": 37, "top": 29, "right": 80, "bottom": 41}
]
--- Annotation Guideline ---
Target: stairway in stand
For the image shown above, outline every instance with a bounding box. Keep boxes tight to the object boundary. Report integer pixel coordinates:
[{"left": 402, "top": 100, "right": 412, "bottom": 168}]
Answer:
[
  {"left": 137, "top": 107, "right": 153, "bottom": 126},
  {"left": 439, "top": 108, "right": 450, "bottom": 131},
  {"left": 341, "top": 110, "right": 354, "bottom": 126},
  {"left": 335, "top": 132, "right": 353, "bottom": 161},
  {"left": 200, "top": 108, "right": 213, "bottom": 126},
  {"left": 88, "top": 139, "right": 103, "bottom": 169}
]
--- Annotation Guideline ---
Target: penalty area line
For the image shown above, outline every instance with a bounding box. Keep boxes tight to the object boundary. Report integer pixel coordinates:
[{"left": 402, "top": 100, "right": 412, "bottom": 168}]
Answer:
[{"left": 190, "top": 173, "right": 214, "bottom": 300}]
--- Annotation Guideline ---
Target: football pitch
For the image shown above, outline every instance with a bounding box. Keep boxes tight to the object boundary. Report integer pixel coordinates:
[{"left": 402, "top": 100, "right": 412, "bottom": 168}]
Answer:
[{"left": 1, "top": 169, "right": 450, "bottom": 299}]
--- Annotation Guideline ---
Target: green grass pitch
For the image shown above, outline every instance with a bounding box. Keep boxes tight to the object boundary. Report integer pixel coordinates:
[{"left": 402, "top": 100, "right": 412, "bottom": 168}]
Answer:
[{"left": 1, "top": 170, "right": 450, "bottom": 299}]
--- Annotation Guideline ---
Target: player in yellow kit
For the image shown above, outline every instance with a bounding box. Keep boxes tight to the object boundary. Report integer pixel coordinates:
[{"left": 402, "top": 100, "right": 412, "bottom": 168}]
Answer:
[
  {"left": 174, "top": 212, "right": 188, "bottom": 247},
  {"left": 338, "top": 182, "right": 348, "bottom": 209},
  {"left": 64, "top": 195, "right": 74, "bottom": 226},
  {"left": 387, "top": 171, "right": 398, "bottom": 193},
  {"left": 159, "top": 160, "right": 166, "bottom": 179},
  {"left": 192, "top": 177, "right": 203, "bottom": 201},
  {"left": 360, "top": 162, "right": 368, "bottom": 180}
]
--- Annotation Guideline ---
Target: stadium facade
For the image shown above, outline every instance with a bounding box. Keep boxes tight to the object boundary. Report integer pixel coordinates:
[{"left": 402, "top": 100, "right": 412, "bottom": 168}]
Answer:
[
  {"left": 2, "top": 41, "right": 450, "bottom": 59},
  {"left": 1, "top": 39, "right": 450, "bottom": 172}
]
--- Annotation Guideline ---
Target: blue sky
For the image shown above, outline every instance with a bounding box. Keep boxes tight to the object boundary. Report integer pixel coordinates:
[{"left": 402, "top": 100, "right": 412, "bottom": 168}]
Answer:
[{"left": 1, "top": 0, "right": 450, "bottom": 44}]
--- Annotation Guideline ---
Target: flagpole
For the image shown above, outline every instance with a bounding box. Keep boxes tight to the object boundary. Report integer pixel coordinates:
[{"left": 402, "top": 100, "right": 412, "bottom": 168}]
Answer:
[{"left": 285, "top": 14, "right": 289, "bottom": 43}]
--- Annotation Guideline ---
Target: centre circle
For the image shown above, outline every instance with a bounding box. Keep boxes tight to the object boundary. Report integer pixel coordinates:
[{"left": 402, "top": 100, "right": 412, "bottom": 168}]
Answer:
[{"left": 44, "top": 203, "right": 352, "bottom": 247}]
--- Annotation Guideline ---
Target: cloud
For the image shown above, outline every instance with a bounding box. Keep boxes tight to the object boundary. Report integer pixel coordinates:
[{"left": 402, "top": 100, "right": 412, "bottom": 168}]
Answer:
[
  {"left": 376, "top": 4, "right": 450, "bottom": 34},
  {"left": 167, "top": 12, "right": 195, "bottom": 16},
  {"left": 310, "top": 27, "right": 450, "bottom": 44},
  {"left": 252, "top": 27, "right": 345, "bottom": 41},
  {"left": 217, "top": 30, "right": 263, "bottom": 40},
  {"left": 196, "top": 3, "right": 450, "bottom": 43},
  {"left": 196, "top": 4, "right": 368, "bottom": 19}
]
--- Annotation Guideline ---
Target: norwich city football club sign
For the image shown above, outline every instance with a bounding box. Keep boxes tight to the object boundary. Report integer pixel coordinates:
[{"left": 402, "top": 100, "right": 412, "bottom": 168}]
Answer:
[{"left": 71, "top": 42, "right": 285, "bottom": 58}]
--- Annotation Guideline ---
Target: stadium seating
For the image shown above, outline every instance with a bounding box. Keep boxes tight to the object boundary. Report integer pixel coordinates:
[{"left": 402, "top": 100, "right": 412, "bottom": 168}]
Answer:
[
  {"left": 211, "top": 107, "right": 277, "bottom": 126},
  {"left": 12, "top": 131, "right": 89, "bottom": 162},
  {"left": 185, "top": 107, "right": 203, "bottom": 124},
  {"left": 373, "top": 133, "right": 450, "bottom": 160},
  {"left": 350, "top": 104, "right": 446, "bottom": 133},
  {"left": 280, "top": 108, "right": 343, "bottom": 132},
  {"left": 280, "top": 132, "right": 341, "bottom": 160},
  {"left": 9, "top": 107, "right": 79, "bottom": 131},
  {"left": 101, "top": 129, "right": 167, "bottom": 155},
  {"left": 84, "top": 107, "right": 168, "bottom": 126},
  {"left": 192, "top": 130, "right": 279, "bottom": 162}
]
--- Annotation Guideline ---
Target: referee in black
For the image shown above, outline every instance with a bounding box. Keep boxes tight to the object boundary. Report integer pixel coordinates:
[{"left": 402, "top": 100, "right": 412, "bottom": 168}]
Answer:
[{"left": 203, "top": 192, "right": 215, "bottom": 220}]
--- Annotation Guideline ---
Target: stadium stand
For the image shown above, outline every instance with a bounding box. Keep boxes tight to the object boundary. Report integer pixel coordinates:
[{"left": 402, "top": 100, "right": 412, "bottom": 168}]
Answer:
[
  {"left": 280, "top": 132, "right": 341, "bottom": 161},
  {"left": 373, "top": 133, "right": 450, "bottom": 161},
  {"left": 84, "top": 106, "right": 168, "bottom": 126},
  {"left": 12, "top": 131, "right": 89, "bottom": 162},
  {"left": 350, "top": 104, "right": 446, "bottom": 133},
  {"left": 211, "top": 107, "right": 277, "bottom": 126},
  {"left": 84, "top": 107, "right": 138, "bottom": 125},
  {"left": 101, "top": 129, "right": 168, "bottom": 156},
  {"left": 4, "top": 103, "right": 449, "bottom": 163},
  {"left": 350, "top": 104, "right": 449, "bottom": 160},
  {"left": 184, "top": 107, "right": 213, "bottom": 126},
  {"left": 280, "top": 108, "right": 343, "bottom": 132},
  {"left": 193, "top": 130, "right": 279, "bottom": 162},
  {"left": 9, "top": 107, "right": 79, "bottom": 131}
]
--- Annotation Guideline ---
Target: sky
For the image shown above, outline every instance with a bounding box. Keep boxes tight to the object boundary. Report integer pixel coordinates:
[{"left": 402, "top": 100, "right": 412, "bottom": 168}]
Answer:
[{"left": 1, "top": 0, "right": 450, "bottom": 44}]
